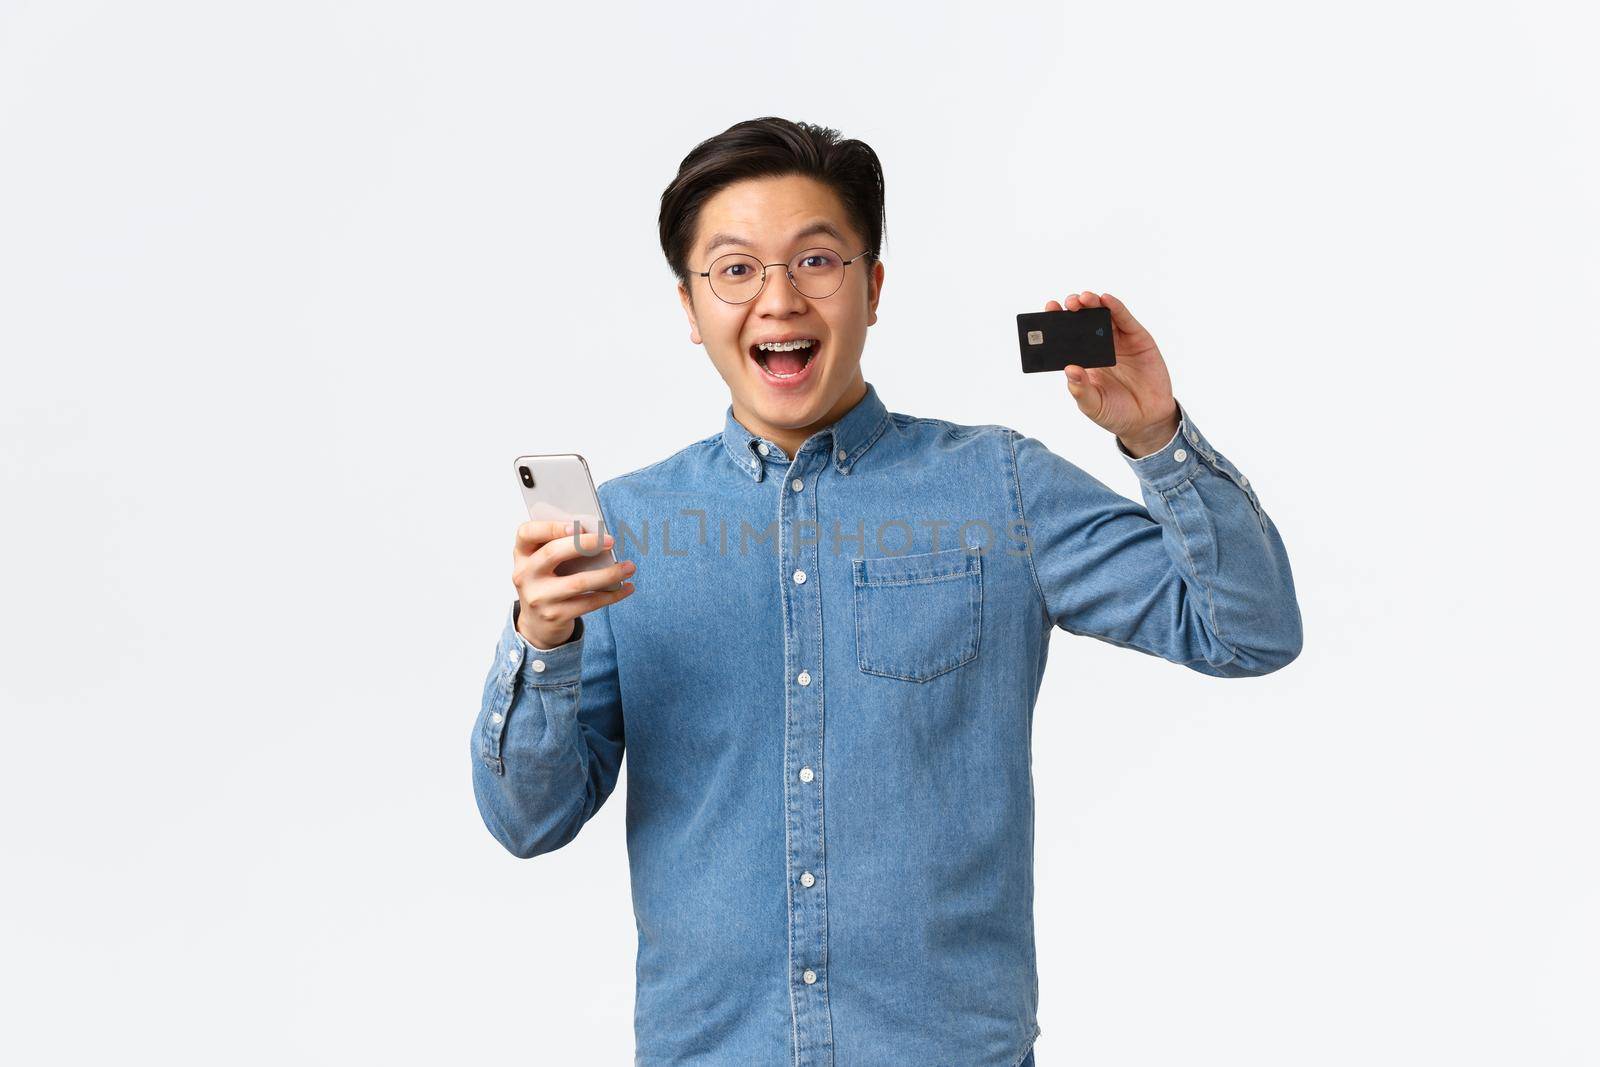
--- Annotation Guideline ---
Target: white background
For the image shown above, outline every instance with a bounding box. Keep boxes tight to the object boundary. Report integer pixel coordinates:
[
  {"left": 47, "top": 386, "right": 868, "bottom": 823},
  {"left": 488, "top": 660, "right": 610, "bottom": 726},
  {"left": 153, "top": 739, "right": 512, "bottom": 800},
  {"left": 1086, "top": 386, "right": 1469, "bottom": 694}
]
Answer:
[{"left": 3, "top": 2, "right": 1596, "bottom": 1064}]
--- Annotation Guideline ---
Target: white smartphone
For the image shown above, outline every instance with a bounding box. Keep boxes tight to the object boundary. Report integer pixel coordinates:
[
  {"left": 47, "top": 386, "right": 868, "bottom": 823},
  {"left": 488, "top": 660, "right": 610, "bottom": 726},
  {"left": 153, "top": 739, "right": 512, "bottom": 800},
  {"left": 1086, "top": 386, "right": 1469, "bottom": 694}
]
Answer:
[{"left": 514, "top": 452, "right": 622, "bottom": 591}]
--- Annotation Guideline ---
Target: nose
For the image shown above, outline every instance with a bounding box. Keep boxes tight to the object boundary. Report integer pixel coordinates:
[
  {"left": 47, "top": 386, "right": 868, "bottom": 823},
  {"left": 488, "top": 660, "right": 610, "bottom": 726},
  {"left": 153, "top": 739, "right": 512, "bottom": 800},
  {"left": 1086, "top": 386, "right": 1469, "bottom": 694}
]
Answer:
[{"left": 750, "top": 261, "right": 809, "bottom": 316}]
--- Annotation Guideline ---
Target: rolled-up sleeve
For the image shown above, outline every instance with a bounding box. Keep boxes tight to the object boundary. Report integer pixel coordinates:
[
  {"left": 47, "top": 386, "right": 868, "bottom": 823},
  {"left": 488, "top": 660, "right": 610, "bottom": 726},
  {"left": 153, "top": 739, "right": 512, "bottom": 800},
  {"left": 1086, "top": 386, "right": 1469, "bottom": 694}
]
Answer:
[{"left": 1007, "top": 399, "right": 1302, "bottom": 677}]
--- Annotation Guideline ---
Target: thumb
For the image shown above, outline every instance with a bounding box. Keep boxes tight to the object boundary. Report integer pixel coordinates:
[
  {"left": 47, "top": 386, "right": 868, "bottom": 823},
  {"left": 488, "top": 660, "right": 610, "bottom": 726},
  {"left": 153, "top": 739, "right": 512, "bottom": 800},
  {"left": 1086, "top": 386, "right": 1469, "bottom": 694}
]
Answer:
[{"left": 1064, "top": 365, "right": 1103, "bottom": 418}]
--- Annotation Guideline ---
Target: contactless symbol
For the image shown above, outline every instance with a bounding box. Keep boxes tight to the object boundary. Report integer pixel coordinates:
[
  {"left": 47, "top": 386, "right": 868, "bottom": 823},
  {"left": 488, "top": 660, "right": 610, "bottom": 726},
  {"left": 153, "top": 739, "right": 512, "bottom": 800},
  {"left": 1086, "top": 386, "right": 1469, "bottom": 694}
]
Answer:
[
  {"left": 1027, "top": 330, "right": 1044, "bottom": 345},
  {"left": 1095, "top": 327, "right": 1105, "bottom": 336}
]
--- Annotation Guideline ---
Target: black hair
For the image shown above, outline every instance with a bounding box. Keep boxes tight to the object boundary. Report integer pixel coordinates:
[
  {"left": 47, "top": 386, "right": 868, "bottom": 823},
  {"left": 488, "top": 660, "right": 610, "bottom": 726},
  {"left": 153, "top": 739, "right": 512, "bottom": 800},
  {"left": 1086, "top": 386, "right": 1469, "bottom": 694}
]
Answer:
[{"left": 658, "top": 116, "right": 886, "bottom": 301}]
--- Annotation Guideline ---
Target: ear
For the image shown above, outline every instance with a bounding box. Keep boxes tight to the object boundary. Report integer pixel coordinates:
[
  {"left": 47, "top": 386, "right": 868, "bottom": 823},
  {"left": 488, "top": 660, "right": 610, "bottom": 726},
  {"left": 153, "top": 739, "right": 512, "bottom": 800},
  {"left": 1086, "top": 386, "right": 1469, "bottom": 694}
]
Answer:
[
  {"left": 866, "top": 257, "right": 885, "bottom": 327},
  {"left": 677, "top": 281, "right": 703, "bottom": 345}
]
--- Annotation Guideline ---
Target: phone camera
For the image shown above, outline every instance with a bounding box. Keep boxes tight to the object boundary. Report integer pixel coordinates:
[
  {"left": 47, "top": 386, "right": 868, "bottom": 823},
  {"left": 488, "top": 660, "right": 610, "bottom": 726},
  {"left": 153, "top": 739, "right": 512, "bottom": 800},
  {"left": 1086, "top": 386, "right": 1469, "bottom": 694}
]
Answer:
[{"left": 518, "top": 465, "right": 535, "bottom": 488}]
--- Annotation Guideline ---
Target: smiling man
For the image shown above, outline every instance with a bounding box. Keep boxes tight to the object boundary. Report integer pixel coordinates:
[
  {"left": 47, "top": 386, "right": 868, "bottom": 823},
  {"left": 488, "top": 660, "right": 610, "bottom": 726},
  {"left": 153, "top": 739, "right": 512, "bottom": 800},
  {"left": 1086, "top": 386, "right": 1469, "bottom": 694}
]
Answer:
[
  {"left": 472, "top": 117, "right": 1303, "bottom": 1066},
  {"left": 678, "top": 172, "right": 877, "bottom": 460}
]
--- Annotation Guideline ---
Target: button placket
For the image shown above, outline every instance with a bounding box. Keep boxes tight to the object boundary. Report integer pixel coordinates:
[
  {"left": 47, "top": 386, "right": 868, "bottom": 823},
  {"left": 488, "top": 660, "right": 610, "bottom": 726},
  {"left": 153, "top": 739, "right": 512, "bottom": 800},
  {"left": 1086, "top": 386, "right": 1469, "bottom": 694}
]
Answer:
[
  {"left": 1179, "top": 425, "right": 1269, "bottom": 536},
  {"left": 1192, "top": 431, "right": 1267, "bottom": 526},
  {"left": 779, "top": 448, "right": 832, "bottom": 1061},
  {"left": 485, "top": 687, "right": 511, "bottom": 755},
  {"left": 485, "top": 644, "right": 519, "bottom": 765}
]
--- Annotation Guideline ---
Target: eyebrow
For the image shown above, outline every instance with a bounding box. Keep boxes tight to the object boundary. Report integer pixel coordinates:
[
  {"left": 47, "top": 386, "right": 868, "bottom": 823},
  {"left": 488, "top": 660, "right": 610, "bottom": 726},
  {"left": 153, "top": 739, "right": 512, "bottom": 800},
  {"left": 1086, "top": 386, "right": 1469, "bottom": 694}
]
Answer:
[{"left": 703, "top": 221, "right": 849, "bottom": 258}]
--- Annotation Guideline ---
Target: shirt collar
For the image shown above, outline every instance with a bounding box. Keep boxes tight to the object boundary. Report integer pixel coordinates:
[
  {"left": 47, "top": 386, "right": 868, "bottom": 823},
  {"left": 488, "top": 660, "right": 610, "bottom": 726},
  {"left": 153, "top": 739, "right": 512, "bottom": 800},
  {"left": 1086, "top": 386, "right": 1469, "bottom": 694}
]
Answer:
[{"left": 720, "top": 380, "right": 891, "bottom": 482}]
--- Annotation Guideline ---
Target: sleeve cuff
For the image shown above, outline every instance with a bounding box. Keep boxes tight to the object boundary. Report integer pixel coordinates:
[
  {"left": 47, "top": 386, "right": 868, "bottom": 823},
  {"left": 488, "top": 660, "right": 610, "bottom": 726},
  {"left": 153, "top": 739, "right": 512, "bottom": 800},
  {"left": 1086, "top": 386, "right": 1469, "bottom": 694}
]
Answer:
[
  {"left": 1115, "top": 403, "right": 1184, "bottom": 462},
  {"left": 1117, "top": 398, "right": 1209, "bottom": 491},
  {"left": 500, "top": 601, "right": 585, "bottom": 685},
  {"left": 1116, "top": 398, "right": 1263, "bottom": 506}
]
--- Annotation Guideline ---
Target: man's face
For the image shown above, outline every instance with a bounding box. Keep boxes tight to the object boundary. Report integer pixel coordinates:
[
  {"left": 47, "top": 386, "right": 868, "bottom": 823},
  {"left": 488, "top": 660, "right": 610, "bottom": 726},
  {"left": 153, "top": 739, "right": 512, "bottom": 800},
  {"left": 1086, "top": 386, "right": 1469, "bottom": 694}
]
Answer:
[{"left": 677, "top": 173, "right": 884, "bottom": 451}]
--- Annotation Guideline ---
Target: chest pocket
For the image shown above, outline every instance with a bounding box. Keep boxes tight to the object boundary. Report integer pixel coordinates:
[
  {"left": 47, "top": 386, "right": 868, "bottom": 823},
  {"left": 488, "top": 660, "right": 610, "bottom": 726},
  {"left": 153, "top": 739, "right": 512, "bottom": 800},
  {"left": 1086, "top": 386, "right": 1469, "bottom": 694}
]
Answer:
[{"left": 852, "top": 545, "right": 983, "bottom": 682}]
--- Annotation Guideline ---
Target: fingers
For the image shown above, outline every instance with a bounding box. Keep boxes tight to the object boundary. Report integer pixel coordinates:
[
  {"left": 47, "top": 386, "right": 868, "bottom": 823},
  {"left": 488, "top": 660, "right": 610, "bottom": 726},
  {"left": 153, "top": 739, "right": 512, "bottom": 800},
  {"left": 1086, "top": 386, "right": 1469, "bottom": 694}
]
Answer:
[
  {"left": 515, "top": 551, "right": 638, "bottom": 638},
  {"left": 517, "top": 517, "right": 602, "bottom": 549},
  {"left": 515, "top": 518, "right": 609, "bottom": 559},
  {"left": 1061, "top": 291, "right": 1153, "bottom": 347},
  {"left": 520, "top": 580, "right": 637, "bottom": 634},
  {"left": 1063, "top": 364, "right": 1105, "bottom": 418},
  {"left": 562, "top": 583, "right": 637, "bottom": 612},
  {"left": 1052, "top": 292, "right": 1117, "bottom": 314},
  {"left": 535, "top": 528, "right": 618, "bottom": 576},
  {"left": 1098, "top": 291, "right": 1147, "bottom": 336},
  {"left": 515, "top": 519, "right": 562, "bottom": 556},
  {"left": 551, "top": 557, "right": 636, "bottom": 600}
]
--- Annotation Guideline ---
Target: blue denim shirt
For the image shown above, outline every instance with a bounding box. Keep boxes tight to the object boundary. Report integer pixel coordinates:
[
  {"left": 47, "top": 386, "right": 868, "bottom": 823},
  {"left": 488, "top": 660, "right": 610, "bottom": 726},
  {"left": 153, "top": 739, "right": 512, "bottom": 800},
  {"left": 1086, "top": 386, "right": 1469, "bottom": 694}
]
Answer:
[{"left": 472, "top": 380, "right": 1301, "bottom": 1066}]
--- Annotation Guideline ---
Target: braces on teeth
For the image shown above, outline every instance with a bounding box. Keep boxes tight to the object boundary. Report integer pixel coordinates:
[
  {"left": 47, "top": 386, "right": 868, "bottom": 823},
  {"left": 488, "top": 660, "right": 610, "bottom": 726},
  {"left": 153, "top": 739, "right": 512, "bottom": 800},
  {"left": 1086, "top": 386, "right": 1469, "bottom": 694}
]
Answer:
[{"left": 755, "top": 339, "right": 817, "bottom": 377}]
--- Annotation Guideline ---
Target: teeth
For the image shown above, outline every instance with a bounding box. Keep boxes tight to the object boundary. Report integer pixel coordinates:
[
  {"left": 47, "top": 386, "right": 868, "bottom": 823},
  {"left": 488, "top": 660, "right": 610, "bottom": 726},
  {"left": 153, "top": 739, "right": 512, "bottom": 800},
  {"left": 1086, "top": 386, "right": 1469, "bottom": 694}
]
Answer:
[
  {"left": 753, "top": 338, "right": 818, "bottom": 379},
  {"left": 757, "top": 347, "right": 816, "bottom": 379}
]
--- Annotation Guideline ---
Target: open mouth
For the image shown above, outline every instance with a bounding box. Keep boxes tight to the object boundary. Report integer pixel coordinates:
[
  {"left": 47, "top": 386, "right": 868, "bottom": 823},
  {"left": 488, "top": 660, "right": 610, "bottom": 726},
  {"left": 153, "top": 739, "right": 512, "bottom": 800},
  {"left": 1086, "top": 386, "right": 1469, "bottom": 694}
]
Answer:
[{"left": 749, "top": 338, "right": 820, "bottom": 383}]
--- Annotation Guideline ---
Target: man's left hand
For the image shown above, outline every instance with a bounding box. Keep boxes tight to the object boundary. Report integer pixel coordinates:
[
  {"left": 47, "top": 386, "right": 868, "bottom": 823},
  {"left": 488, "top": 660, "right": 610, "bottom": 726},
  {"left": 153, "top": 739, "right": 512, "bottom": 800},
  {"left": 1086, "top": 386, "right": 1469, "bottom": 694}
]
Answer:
[{"left": 1045, "top": 291, "right": 1178, "bottom": 457}]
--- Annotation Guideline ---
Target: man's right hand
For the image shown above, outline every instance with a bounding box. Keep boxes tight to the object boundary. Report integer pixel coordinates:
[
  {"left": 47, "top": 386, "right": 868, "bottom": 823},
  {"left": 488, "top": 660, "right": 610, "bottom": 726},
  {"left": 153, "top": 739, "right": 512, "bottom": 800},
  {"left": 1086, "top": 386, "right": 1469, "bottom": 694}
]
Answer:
[{"left": 512, "top": 520, "right": 637, "bottom": 649}]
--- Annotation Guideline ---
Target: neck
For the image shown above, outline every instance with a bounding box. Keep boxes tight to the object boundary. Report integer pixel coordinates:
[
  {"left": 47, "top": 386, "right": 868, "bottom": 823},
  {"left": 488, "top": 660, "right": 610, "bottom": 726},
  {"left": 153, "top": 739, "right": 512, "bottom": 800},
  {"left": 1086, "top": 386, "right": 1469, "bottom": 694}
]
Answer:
[{"left": 739, "top": 373, "right": 867, "bottom": 459}]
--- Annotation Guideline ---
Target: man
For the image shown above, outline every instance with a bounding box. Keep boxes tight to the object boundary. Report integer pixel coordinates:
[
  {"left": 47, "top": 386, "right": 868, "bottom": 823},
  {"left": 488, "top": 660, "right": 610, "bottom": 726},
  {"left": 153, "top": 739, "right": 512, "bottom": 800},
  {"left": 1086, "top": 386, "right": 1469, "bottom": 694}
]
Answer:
[{"left": 472, "top": 117, "right": 1302, "bottom": 1067}]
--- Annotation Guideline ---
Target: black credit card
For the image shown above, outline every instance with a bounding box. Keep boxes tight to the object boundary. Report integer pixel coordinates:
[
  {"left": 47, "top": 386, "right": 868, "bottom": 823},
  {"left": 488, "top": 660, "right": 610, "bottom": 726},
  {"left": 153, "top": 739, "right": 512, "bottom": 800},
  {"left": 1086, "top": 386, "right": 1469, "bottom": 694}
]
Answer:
[{"left": 1017, "top": 307, "right": 1116, "bottom": 372}]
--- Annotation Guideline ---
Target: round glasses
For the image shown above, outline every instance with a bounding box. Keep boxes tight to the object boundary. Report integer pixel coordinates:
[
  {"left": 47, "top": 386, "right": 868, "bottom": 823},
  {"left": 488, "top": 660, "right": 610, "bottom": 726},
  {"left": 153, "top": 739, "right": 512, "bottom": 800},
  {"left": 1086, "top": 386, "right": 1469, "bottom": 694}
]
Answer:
[{"left": 691, "top": 247, "right": 875, "bottom": 304}]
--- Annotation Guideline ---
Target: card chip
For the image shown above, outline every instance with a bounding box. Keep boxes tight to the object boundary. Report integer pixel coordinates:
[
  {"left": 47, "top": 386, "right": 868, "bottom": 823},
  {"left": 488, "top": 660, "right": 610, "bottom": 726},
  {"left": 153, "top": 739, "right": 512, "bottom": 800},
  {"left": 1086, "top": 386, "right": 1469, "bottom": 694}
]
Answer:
[{"left": 1026, "top": 330, "right": 1043, "bottom": 345}]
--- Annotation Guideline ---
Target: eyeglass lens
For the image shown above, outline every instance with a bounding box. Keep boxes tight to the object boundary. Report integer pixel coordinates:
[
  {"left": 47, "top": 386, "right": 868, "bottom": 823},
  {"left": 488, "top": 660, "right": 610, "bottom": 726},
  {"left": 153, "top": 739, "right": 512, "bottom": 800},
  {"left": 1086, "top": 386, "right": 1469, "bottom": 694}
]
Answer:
[{"left": 708, "top": 248, "right": 848, "bottom": 303}]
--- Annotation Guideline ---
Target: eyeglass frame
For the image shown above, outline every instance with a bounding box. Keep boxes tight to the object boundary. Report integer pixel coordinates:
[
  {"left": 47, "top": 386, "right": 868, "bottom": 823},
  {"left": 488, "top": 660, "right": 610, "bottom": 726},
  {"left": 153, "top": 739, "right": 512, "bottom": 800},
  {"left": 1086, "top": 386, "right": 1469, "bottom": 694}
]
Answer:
[{"left": 688, "top": 246, "right": 877, "bottom": 305}]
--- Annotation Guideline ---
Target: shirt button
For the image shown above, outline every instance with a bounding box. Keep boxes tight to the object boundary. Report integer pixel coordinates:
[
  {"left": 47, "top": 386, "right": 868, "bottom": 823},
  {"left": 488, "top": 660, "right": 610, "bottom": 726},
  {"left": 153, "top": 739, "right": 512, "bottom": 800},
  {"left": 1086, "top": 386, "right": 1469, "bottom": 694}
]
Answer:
[
  {"left": 836, "top": 448, "right": 846, "bottom": 461},
  {"left": 1239, "top": 475, "right": 1249, "bottom": 486},
  {"left": 800, "top": 871, "right": 815, "bottom": 887},
  {"left": 758, "top": 442, "right": 770, "bottom": 455},
  {"left": 1186, "top": 428, "right": 1198, "bottom": 445},
  {"left": 797, "top": 670, "right": 811, "bottom": 686},
  {"left": 531, "top": 659, "right": 546, "bottom": 673},
  {"left": 1173, "top": 448, "right": 1188, "bottom": 463},
  {"left": 491, "top": 712, "right": 504, "bottom": 724},
  {"left": 802, "top": 969, "right": 817, "bottom": 985},
  {"left": 799, "top": 766, "right": 814, "bottom": 783},
  {"left": 791, "top": 477, "right": 804, "bottom": 492},
  {"left": 793, "top": 569, "right": 806, "bottom": 584}
]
